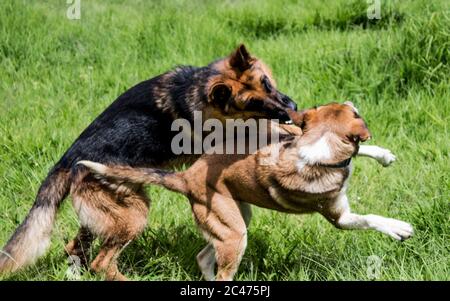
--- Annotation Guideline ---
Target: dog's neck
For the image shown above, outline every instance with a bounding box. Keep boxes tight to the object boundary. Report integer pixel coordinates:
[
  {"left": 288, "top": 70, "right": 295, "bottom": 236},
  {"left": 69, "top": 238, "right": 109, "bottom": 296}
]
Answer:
[
  {"left": 296, "top": 131, "right": 356, "bottom": 168},
  {"left": 154, "top": 65, "right": 218, "bottom": 123}
]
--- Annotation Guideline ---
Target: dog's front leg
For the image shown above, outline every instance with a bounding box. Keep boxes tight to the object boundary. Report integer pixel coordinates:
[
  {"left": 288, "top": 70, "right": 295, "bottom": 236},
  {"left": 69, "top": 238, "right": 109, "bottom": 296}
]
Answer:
[
  {"left": 323, "top": 194, "right": 413, "bottom": 241},
  {"left": 357, "top": 145, "right": 396, "bottom": 167}
]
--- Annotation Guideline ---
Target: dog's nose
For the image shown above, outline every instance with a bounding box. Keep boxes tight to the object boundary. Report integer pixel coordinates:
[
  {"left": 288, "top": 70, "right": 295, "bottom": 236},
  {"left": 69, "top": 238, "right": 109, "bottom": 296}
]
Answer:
[
  {"left": 280, "top": 94, "right": 297, "bottom": 111},
  {"left": 288, "top": 100, "right": 297, "bottom": 111}
]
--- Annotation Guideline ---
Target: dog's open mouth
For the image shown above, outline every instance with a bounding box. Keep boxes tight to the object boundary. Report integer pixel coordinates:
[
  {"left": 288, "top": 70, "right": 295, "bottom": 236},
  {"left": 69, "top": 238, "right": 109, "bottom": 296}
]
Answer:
[
  {"left": 277, "top": 117, "right": 293, "bottom": 124},
  {"left": 277, "top": 110, "right": 294, "bottom": 124}
]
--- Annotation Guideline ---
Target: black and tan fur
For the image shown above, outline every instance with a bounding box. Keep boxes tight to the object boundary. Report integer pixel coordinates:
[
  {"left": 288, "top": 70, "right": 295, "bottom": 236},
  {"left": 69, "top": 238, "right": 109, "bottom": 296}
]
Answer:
[{"left": 0, "top": 45, "right": 297, "bottom": 280}]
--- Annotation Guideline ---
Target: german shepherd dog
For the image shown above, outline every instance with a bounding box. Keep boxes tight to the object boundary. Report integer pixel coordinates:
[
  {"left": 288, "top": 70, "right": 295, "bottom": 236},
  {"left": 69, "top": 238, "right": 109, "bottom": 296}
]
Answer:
[
  {"left": 79, "top": 102, "right": 410, "bottom": 281},
  {"left": 0, "top": 44, "right": 297, "bottom": 280}
]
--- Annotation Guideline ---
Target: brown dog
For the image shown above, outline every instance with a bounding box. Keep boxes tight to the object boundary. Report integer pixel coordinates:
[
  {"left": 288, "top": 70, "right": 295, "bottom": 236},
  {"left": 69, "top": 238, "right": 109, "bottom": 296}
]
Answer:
[{"left": 79, "top": 102, "right": 412, "bottom": 281}]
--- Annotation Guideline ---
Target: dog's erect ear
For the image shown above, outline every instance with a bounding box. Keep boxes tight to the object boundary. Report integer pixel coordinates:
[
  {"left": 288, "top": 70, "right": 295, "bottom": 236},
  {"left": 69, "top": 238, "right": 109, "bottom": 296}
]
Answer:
[
  {"left": 209, "top": 83, "right": 232, "bottom": 111},
  {"left": 229, "top": 44, "right": 253, "bottom": 71},
  {"left": 344, "top": 100, "right": 359, "bottom": 114},
  {"left": 344, "top": 100, "right": 355, "bottom": 107}
]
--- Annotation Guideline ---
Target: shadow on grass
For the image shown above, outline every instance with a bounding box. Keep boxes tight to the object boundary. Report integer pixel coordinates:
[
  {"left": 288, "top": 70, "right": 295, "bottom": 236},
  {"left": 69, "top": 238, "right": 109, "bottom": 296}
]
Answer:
[
  {"left": 119, "top": 224, "right": 340, "bottom": 280},
  {"left": 119, "top": 225, "right": 205, "bottom": 279}
]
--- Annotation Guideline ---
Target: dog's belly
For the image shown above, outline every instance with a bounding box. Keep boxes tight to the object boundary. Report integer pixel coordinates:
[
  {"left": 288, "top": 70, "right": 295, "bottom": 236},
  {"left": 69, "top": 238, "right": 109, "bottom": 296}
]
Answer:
[
  {"left": 224, "top": 169, "right": 300, "bottom": 213},
  {"left": 266, "top": 187, "right": 325, "bottom": 213}
]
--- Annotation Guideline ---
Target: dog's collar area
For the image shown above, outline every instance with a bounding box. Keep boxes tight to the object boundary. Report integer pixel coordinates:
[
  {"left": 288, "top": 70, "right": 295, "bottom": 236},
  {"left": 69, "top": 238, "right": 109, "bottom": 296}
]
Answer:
[{"left": 316, "top": 158, "right": 352, "bottom": 168}]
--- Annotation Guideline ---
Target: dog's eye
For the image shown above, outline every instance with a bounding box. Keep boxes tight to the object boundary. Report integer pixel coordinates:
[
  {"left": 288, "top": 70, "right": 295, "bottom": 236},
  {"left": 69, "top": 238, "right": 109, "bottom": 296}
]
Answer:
[{"left": 261, "top": 76, "right": 272, "bottom": 93}]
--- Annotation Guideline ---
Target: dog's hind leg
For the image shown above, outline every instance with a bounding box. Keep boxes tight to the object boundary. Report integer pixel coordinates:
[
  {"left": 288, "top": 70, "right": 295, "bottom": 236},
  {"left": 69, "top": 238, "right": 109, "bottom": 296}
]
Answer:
[
  {"left": 65, "top": 227, "right": 95, "bottom": 267},
  {"left": 357, "top": 145, "right": 396, "bottom": 167},
  {"left": 192, "top": 192, "right": 248, "bottom": 281},
  {"left": 195, "top": 201, "right": 252, "bottom": 281},
  {"left": 321, "top": 193, "right": 413, "bottom": 241},
  {"left": 90, "top": 238, "right": 129, "bottom": 281},
  {"left": 70, "top": 173, "right": 150, "bottom": 280}
]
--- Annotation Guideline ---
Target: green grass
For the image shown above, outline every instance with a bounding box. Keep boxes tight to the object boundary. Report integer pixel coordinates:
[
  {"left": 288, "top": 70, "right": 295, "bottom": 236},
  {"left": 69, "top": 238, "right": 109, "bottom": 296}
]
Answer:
[{"left": 0, "top": 0, "right": 449, "bottom": 280}]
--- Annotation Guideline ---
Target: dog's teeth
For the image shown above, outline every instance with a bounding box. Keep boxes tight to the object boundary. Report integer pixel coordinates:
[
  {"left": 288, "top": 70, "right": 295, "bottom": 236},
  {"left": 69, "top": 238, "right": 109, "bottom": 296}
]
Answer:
[{"left": 285, "top": 120, "right": 293, "bottom": 124}]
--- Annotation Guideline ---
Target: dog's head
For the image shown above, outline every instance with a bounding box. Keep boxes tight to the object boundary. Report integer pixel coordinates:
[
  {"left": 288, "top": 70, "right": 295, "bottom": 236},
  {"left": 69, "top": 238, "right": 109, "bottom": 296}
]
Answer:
[
  {"left": 290, "top": 101, "right": 371, "bottom": 145},
  {"left": 207, "top": 44, "right": 297, "bottom": 123}
]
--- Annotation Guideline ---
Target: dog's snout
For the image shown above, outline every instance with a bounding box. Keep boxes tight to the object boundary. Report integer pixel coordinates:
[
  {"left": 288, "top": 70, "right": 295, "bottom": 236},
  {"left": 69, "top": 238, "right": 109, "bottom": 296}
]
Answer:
[
  {"left": 287, "top": 99, "right": 297, "bottom": 111},
  {"left": 279, "top": 94, "right": 297, "bottom": 111}
]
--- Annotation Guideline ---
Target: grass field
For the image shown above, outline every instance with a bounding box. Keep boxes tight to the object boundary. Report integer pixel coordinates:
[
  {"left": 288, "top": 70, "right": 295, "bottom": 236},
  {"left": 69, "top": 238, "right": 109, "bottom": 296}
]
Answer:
[{"left": 0, "top": 0, "right": 449, "bottom": 280}]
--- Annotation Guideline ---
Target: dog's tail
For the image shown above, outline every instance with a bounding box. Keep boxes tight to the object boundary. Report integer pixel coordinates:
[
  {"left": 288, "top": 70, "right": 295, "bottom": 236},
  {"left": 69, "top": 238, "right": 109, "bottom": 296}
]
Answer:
[
  {"left": 0, "top": 166, "right": 71, "bottom": 274},
  {"left": 77, "top": 161, "right": 188, "bottom": 195}
]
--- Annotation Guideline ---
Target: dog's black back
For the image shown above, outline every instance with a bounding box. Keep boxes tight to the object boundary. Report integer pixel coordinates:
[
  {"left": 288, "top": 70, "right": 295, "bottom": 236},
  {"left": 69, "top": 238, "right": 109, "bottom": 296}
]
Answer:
[{"left": 60, "top": 66, "right": 213, "bottom": 168}]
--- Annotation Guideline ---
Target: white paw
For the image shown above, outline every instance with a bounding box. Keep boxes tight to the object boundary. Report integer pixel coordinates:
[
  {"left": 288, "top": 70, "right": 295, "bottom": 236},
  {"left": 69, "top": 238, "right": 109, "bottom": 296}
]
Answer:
[
  {"left": 376, "top": 149, "right": 396, "bottom": 167},
  {"left": 370, "top": 216, "right": 414, "bottom": 241}
]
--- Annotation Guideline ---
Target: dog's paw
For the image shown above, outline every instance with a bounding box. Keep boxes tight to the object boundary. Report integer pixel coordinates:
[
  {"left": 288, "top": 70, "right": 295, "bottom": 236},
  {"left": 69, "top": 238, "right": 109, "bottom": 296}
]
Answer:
[
  {"left": 376, "top": 149, "right": 396, "bottom": 167},
  {"left": 385, "top": 219, "right": 414, "bottom": 241},
  {"left": 370, "top": 216, "right": 413, "bottom": 241}
]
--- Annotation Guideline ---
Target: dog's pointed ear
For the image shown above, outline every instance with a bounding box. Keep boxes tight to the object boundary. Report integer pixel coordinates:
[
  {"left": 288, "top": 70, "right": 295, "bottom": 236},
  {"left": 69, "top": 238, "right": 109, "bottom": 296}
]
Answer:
[
  {"left": 344, "top": 100, "right": 359, "bottom": 114},
  {"left": 209, "top": 83, "right": 232, "bottom": 111},
  {"left": 229, "top": 44, "right": 253, "bottom": 71},
  {"left": 344, "top": 100, "right": 355, "bottom": 107}
]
